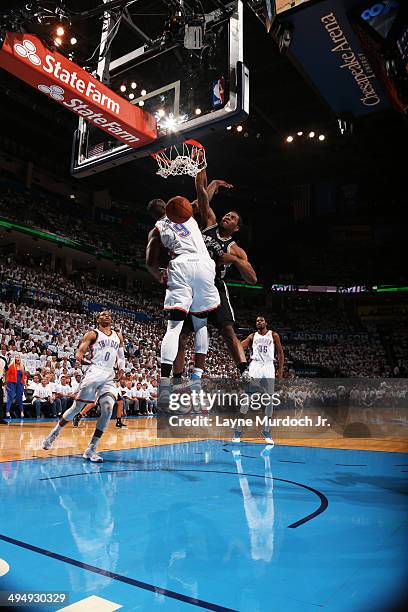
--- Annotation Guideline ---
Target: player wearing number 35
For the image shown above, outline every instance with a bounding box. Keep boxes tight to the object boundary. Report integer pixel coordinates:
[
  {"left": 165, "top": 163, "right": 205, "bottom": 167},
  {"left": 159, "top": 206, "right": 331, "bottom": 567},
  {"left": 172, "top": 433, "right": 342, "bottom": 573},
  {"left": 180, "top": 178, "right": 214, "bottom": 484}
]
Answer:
[{"left": 42, "top": 310, "right": 125, "bottom": 462}]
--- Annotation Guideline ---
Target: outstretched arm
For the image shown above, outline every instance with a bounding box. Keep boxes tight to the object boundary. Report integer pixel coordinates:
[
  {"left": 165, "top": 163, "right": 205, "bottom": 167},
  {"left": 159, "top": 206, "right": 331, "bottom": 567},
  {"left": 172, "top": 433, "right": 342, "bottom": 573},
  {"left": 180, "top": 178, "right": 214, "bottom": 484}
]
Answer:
[
  {"left": 206, "top": 179, "right": 233, "bottom": 204},
  {"left": 146, "top": 227, "right": 166, "bottom": 284},
  {"left": 195, "top": 167, "right": 216, "bottom": 229},
  {"left": 192, "top": 179, "right": 233, "bottom": 228},
  {"left": 76, "top": 330, "right": 97, "bottom": 363},
  {"left": 219, "top": 244, "right": 257, "bottom": 284},
  {"left": 241, "top": 332, "right": 255, "bottom": 351},
  {"left": 273, "top": 331, "right": 284, "bottom": 379}
]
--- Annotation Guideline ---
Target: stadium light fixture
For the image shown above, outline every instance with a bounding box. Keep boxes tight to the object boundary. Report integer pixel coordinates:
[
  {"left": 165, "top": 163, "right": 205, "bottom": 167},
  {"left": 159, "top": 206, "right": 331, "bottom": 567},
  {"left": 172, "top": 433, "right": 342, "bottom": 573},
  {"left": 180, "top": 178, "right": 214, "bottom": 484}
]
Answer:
[
  {"left": 286, "top": 135, "right": 294, "bottom": 143},
  {"left": 309, "top": 131, "right": 315, "bottom": 138},
  {"left": 236, "top": 125, "right": 243, "bottom": 132},
  {"left": 318, "top": 134, "right": 325, "bottom": 141}
]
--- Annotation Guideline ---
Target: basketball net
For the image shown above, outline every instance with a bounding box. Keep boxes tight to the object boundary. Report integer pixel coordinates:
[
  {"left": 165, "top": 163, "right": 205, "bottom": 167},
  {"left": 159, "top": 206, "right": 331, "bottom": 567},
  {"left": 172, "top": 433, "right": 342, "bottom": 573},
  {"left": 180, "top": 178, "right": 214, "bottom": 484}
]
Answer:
[{"left": 152, "top": 139, "right": 206, "bottom": 179}]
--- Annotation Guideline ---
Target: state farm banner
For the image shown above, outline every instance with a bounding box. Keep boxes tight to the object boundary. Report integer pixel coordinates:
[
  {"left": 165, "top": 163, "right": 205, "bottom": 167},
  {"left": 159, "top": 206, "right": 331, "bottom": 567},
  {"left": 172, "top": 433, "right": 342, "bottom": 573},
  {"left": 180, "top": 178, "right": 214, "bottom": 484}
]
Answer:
[{"left": 0, "top": 33, "right": 157, "bottom": 148}]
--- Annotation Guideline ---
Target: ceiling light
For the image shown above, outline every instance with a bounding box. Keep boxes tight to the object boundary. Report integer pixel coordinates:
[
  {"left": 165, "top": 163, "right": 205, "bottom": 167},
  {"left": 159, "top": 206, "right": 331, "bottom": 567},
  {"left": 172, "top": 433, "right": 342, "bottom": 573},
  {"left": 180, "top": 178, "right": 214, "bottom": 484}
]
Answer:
[
  {"left": 195, "top": 108, "right": 202, "bottom": 115},
  {"left": 54, "top": 37, "right": 62, "bottom": 46},
  {"left": 56, "top": 26, "right": 65, "bottom": 37},
  {"left": 139, "top": 100, "right": 145, "bottom": 106},
  {"left": 308, "top": 131, "right": 315, "bottom": 138},
  {"left": 286, "top": 135, "right": 294, "bottom": 143},
  {"left": 141, "top": 89, "right": 147, "bottom": 96},
  {"left": 226, "top": 126, "right": 232, "bottom": 130},
  {"left": 70, "top": 37, "right": 77, "bottom": 45},
  {"left": 297, "top": 131, "right": 303, "bottom": 136},
  {"left": 318, "top": 134, "right": 325, "bottom": 141},
  {"left": 120, "top": 84, "right": 126, "bottom": 92},
  {"left": 236, "top": 125, "right": 243, "bottom": 132},
  {"left": 129, "top": 93, "right": 135, "bottom": 100},
  {"left": 131, "top": 82, "right": 137, "bottom": 89}
]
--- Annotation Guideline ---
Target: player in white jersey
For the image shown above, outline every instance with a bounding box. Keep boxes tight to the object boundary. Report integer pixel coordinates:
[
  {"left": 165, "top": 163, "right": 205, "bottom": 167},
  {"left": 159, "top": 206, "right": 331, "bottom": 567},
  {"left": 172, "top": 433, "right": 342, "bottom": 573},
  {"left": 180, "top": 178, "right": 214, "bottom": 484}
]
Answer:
[
  {"left": 42, "top": 311, "right": 125, "bottom": 461},
  {"left": 233, "top": 316, "right": 284, "bottom": 445},
  {"left": 146, "top": 167, "right": 219, "bottom": 394}
]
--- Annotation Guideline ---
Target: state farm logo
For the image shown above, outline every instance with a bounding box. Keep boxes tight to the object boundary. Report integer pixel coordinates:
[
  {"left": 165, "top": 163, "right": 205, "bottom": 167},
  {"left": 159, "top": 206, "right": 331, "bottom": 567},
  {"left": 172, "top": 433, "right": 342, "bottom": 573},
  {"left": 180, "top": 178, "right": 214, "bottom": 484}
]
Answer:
[
  {"left": 38, "top": 84, "right": 64, "bottom": 101},
  {"left": 14, "top": 39, "right": 41, "bottom": 66}
]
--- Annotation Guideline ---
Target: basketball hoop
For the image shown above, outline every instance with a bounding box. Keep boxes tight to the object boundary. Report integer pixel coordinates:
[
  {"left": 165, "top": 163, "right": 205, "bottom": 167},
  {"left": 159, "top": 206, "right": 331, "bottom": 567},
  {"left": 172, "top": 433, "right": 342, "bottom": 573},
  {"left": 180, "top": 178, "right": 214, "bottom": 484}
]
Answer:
[{"left": 152, "top": 139, "right": 206, "bottom": 179}]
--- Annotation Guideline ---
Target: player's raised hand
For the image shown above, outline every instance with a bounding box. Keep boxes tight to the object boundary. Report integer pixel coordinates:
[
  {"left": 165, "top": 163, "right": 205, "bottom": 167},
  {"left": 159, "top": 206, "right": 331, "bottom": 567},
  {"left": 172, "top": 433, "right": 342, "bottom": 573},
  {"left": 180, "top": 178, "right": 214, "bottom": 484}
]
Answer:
[{"left": 214, "top": 180, "right": 233, "bottom": 193}]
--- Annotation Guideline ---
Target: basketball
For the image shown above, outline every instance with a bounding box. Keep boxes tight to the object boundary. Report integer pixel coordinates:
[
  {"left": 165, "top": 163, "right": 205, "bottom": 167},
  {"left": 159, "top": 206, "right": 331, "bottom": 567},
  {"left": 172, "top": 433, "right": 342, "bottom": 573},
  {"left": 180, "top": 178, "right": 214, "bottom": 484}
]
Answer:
[{"left": 166, "top": 196, "right": 193, "bottom": 224}]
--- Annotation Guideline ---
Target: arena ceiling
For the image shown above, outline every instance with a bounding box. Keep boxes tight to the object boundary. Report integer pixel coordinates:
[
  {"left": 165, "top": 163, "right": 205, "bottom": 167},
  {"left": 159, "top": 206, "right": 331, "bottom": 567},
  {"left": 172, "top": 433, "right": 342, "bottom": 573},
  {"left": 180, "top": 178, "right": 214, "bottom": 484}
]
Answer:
[{"left": 0, "top": 0, "right": 406, "bottom": 206}]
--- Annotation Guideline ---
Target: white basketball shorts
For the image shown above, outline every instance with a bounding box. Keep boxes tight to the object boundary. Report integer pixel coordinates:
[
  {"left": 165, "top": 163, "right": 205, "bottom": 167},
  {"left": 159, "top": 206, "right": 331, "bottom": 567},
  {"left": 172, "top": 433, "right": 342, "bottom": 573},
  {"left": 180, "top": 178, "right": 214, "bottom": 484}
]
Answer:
[
  {"left": 75, "top": 365, "right": 117, "bottom": 403},
  {"left": 164, "top": 254, "right": 220, "bottom": 315},
  {"left": 248, "top": 361, "right": 275, "bottom": 381}
]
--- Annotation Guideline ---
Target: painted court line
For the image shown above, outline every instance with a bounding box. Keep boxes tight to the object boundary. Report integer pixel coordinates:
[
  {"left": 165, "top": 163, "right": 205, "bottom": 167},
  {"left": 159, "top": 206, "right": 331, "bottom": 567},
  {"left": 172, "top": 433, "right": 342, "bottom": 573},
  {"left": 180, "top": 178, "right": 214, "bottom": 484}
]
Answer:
[
  {"left": 58, "top": 595, "right": 122, "bottom": 611},
  {"left": 40, "top": 467, "right": 329, "bottom": 528},
  {"left": 0, "top": 533, "right": 236, "bottom": 612},
  {"left": 0, "top": 558, "right": 10, "bottom": 577}
]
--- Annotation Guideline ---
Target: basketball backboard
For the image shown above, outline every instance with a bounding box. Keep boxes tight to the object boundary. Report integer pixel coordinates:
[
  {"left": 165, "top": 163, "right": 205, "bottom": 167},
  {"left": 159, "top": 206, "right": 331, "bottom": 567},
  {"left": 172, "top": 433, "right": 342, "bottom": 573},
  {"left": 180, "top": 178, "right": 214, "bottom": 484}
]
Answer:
[{"left": 71, "top": 0, "right": 249, "bottom": 178}]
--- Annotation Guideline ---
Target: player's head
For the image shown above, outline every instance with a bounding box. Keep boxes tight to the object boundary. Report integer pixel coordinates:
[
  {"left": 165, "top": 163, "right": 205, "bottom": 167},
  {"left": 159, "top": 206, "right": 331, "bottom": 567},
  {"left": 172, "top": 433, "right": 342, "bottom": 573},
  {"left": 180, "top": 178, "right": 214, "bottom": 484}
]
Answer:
[
  {"left": 147, "top": 198, "right": 166, "bottom": 220},
  {"left": 256, "top": 316, "right": 267, "bottom": 331},
  {"left": 220, "top": 210, "right": 242, "bottom": 234},
  {"left": 96, "top": 310, "right": 112, "bottom": 328}
]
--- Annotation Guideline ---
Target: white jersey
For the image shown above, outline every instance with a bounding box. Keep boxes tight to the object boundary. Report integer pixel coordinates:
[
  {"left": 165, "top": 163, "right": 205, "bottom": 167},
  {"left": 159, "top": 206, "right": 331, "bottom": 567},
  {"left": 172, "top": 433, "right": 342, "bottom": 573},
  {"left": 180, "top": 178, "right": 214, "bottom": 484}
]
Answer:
[
  {"left": 89, "top": 329, "right": 120, "bottom": 371},
  {"left": 155, "top": 215, "right": 210, "bottom": 259},
  {"left": 251, "top": 330, "right": 275, "bottom": 364}
]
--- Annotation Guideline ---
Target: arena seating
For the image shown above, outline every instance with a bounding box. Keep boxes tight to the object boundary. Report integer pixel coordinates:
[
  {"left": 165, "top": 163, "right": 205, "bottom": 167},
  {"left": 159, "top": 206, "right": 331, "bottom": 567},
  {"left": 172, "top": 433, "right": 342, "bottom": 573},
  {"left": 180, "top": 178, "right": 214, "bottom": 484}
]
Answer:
[
  {"left": 0, "top": 260, "right": 401, "bottom": 391},
  {"left": 0, "top": 183, "right": 147, "bottom": 266}
]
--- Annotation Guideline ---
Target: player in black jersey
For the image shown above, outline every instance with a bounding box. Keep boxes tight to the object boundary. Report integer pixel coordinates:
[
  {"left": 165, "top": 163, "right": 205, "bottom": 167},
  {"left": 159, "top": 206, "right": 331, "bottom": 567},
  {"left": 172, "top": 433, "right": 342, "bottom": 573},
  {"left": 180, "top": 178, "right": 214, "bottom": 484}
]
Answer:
[{"left": 173, "top": 179, "right": 257, "bottom": 381}]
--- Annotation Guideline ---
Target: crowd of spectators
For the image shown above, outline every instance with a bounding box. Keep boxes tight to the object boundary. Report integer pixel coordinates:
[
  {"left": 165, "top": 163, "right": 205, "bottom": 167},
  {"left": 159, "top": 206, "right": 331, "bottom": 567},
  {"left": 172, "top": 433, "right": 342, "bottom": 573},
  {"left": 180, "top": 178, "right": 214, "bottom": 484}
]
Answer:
[
  {"left": 284, "top": 338, "right": 391, "bottom": 378},
  {"left": 0, "top": 261, "right": 163, "bottom": 315},
  {"left": 0, "top": 185, "right": 147, "bottom": 265},
  {"left": 1, "top": 254, "right": 405, "bottom": 419}
]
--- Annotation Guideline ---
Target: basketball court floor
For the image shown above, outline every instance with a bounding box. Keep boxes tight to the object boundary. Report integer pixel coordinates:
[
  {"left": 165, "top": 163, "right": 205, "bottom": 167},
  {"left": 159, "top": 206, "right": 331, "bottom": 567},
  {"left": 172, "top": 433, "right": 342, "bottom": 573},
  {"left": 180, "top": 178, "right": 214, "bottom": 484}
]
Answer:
[{"left": 0, "top": 418, "right": 407, "bottom": 611}]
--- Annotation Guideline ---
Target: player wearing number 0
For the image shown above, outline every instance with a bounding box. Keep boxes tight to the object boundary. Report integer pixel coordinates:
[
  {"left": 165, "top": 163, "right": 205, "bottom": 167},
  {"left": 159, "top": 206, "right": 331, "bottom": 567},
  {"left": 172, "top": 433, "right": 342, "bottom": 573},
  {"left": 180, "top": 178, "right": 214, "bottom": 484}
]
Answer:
[
  {"left": 146, "top": 168, "right": 219, "bottom": 396},
  {"left": 232, "top": 316, "right": 284, "bottom": 445},
  {"left": 42, "top": 311, "right": 125, "bottom": 461}
]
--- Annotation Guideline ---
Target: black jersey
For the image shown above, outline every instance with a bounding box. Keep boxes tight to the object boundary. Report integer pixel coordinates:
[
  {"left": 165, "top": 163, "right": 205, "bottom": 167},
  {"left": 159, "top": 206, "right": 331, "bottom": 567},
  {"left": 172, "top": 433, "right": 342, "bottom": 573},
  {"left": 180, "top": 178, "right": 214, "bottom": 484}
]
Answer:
[{"left": 202, "top": 224, "right": 235, "bottom": 280}]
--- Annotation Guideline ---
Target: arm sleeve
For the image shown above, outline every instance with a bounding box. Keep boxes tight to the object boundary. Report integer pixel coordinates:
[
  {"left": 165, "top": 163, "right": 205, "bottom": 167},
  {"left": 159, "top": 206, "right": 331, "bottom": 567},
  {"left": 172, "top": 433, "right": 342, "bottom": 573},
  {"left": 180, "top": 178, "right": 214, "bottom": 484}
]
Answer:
[{"left": 117, "top": 347, "right": 125, "bottom": 371}]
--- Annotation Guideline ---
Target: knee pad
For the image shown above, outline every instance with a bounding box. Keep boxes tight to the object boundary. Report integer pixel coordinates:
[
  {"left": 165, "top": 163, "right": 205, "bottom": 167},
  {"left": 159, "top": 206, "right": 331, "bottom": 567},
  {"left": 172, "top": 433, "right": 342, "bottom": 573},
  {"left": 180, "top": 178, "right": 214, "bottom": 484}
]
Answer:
[
  {"left": 194, "top": 326, "right": 209, "bottom": 355},
  {"left": 161, "top": 319, "right": 185, "bottom": 364},
  {"left": 167, "top": 309, "right": 187, "bottom": 321},
  {"left": 96, "top": 393, "right": 116, "bottom": 432}
]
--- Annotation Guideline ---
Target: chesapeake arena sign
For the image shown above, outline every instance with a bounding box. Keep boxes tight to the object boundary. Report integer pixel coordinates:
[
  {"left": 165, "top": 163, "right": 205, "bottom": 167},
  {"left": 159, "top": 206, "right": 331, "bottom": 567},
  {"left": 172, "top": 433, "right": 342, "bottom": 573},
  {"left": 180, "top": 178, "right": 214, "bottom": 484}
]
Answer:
[
  {"left": 274, "top": 0, "right": 389, "bottom": 116},
  {"left": 0, "top": 33, "right": 156, "bottom": 147}
]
